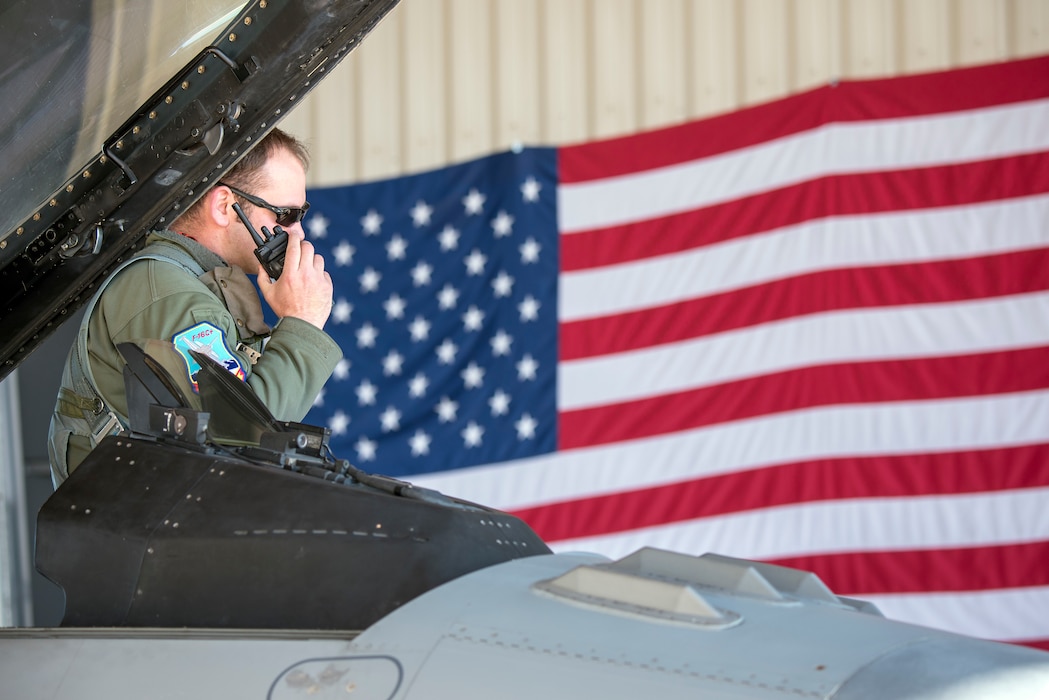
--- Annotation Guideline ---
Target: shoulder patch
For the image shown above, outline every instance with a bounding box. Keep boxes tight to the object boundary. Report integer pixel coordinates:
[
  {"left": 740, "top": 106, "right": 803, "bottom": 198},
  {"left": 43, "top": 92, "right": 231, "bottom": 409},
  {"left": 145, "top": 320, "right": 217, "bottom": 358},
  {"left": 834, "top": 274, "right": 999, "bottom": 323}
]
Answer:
[{"left": 172, "top": 322, "right": 246, "bottom": 392}]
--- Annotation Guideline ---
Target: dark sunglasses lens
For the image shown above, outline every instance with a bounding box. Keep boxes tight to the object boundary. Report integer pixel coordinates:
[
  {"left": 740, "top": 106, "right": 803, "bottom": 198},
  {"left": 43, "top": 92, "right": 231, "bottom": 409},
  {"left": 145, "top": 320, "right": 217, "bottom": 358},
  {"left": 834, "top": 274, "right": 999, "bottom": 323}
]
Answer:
[{"left": 277, "top": 203, "right": 309, "bottom": 227}]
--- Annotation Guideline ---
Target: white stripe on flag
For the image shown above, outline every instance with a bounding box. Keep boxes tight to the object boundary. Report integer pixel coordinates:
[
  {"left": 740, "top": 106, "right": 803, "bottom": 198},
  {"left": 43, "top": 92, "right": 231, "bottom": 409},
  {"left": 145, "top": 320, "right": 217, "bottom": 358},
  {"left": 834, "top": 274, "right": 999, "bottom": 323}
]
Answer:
[
  {"left": 545, "top": 486, "right": 1049, "bottom": 561},
  {"left": 863, "top": 586, "right": 1049, "bottom": 643},
  {"left": 558, "top": 99, "right": 1049, "bottom": 232},
  {"left": 560, "top": 194, "right": 1049, "bottom": 322},
  {"left": 560, "top": 292, "right": 1049, "bottom": 411},
  {"left": 411, "top": 389, "right": 1049, "bottom": 511}
]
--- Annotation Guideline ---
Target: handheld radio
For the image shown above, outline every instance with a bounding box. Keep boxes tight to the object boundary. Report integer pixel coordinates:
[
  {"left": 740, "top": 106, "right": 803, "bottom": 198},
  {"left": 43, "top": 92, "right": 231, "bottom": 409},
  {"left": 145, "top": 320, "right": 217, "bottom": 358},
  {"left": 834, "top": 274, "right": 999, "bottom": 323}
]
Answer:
[{"left": 231, "top": 202, "right": 288, "bottom": 279}]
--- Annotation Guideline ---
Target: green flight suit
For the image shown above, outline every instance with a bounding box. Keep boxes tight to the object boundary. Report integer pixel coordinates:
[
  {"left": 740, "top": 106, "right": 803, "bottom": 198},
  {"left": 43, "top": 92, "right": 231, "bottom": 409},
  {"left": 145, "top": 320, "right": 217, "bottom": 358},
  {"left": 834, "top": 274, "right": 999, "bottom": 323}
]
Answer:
[{"left": 48, "top": 229, "right": 342, "bottom": 486}]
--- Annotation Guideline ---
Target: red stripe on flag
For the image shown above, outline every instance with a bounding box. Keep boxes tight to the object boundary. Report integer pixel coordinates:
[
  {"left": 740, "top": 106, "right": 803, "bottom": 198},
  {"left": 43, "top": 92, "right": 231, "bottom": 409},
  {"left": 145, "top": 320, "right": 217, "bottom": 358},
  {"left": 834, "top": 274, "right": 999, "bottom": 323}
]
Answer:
[
  {"left": 559, "top": 346, "right": 1049, "bottom": 450},
  {"left": 560, "top": 154, "right": 1049, "bottom": 270},
  {"left": 514, "top": 444, "right": 1049, "bottom": 543},
  {"left": 561, "top": 248, "right": 1049, "bottom": 361},
  {"left": 560, "top": 55, "right": 1049, "bottom": 183},
  {"left": 767, "top": 543, "right": 1049, "bottom": 595}
]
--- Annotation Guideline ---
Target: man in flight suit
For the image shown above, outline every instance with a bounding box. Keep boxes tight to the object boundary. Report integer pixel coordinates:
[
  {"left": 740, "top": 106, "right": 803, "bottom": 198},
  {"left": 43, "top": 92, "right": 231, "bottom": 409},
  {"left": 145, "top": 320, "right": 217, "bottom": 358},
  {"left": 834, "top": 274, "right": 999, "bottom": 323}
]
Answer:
[{"left": 47, "top": 128, "right": 341, "bottom": 486}]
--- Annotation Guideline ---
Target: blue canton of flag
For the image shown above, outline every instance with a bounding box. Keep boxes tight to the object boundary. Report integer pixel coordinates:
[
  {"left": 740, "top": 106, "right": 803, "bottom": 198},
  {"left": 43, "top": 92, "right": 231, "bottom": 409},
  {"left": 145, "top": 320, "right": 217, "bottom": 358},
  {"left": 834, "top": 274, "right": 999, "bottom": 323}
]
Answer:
[{"left": 303, "top": 148, "right": 558, "bottom": 477}]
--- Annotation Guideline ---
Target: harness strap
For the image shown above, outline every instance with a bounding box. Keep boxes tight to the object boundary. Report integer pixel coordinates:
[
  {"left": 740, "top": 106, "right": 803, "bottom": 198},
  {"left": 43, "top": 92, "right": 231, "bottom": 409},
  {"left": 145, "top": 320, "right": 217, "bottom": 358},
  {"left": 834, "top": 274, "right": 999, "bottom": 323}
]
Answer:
[{"left": 73, "top": 241, "right": 208, "bottom": 429}]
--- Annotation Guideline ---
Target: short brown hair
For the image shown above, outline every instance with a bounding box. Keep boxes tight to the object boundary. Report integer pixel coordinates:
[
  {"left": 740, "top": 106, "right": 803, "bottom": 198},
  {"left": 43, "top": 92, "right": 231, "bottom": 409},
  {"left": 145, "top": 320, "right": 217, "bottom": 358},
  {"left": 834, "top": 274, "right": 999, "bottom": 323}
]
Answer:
[
  {"left": 222, "top": 127, "right": 310, "bottom": 191},
  {"left": 176, "top": 127, "right": 309, "bottom": 225}
]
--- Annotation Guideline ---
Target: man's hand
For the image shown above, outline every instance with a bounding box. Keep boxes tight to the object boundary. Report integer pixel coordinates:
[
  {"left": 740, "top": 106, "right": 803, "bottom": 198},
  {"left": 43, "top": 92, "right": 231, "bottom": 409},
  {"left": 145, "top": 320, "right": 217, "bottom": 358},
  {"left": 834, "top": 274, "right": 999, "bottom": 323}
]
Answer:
[{"left": 257, "top": 229, "right": 333, "bottom": 329}]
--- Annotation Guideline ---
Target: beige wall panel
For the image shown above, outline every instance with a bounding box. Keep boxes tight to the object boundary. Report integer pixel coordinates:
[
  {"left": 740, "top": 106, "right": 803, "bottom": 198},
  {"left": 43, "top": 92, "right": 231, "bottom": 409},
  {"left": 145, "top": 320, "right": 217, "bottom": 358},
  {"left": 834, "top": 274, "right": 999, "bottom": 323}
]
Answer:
[
  {"left": 493, "top": 1, "right": 542, "bottom": 150},
  {"left": 688, "top": 0, "right": 741, "bottom": 118},
  {"left": 286, "top": 0, "right": 1049, "bottom": 188},
  {"left": 402, "top": 1, "right": 449, "bottom": 172},
  {"left": 590, "top": 0, "right": 640, "bottom": 138},
  {"left": 841, "top": 0, "right": 897, "bottom": 76},
  {"left": 352, "top": 7, "right": 403, "bottom": 181},
  {"left": 898, "top": 0, "right": 953, "bottom": 72},
  {"left": 1014, "top": 0, "right": 1049, "bottom": 57},
  {"left": 739, "top": 0, "right": 791, "bottom": 105},
  {"left": 540, "top": 0, "right": 589, "bottom": 144},
  {"left": 278, "top": 91, "right": 315, "bottom": 161},
  {"left": 793, "top": 0, "right": 842, "bottom": 90},
  {"left": 448, "top": 0, "right": 494, "bottom": 163},
  {"left": 956, "top": 0, "right": 1009, "bottom": 66},
  {"left": 294, "top": 59, "right": 359, "bottom": 184},
  {"left": 639, "top": 0, "right": 689, "bottom": 129}
]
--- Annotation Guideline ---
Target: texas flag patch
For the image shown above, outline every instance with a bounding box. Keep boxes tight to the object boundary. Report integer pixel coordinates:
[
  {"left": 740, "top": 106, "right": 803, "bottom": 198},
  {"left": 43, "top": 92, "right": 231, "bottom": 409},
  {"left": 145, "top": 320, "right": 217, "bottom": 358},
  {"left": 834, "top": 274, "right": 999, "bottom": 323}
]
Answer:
[{"left": 172, "top": 321, "right": 246, "bottom": 392}]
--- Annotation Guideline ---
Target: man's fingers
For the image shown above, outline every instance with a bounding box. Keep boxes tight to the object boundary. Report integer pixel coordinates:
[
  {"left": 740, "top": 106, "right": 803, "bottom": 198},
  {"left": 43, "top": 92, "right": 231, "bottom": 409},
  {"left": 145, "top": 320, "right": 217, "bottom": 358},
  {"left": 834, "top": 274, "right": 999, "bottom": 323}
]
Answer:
[{"left": 282, "top": 229, "right": 305, "bottom": 270}]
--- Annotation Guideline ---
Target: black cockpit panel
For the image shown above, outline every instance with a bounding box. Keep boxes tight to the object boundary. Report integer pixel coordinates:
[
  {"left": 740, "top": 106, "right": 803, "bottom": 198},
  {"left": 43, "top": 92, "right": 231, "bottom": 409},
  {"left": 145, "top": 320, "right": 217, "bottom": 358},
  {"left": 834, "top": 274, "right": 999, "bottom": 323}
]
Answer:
[{"left": 37, "top": 435, "right": 549, "bottom": 629}]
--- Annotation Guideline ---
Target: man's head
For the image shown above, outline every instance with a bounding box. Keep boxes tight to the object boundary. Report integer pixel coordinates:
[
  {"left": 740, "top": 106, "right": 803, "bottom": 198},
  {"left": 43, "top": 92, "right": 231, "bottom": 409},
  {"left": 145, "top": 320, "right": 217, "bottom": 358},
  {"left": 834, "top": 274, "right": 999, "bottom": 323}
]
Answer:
[{"left": 176, "top": 128, "right": 310, "bottom": 272}]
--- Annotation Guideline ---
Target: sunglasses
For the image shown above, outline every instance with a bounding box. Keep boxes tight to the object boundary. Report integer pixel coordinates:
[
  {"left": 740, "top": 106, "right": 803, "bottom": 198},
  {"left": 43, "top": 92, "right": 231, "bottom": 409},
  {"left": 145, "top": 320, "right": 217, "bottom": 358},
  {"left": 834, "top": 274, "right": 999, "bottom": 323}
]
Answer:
[{"left": 221, "top": 183, "right": 311, "bottom": 227}]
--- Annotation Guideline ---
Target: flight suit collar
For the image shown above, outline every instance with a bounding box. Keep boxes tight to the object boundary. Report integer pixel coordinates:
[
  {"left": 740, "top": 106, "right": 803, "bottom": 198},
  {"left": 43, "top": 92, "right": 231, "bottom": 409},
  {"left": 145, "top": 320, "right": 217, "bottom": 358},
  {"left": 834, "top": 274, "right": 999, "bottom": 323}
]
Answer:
[{"left": 148, "top": 229, "right": 272, "bottom": 339}]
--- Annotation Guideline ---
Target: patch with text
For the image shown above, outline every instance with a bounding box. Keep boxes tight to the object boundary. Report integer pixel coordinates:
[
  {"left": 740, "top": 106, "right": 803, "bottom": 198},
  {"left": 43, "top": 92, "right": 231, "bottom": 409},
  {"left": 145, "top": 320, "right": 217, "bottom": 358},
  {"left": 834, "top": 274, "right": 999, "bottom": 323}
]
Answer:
[{"left": 172, "top": 321, "right": 246, "bottom": 392}]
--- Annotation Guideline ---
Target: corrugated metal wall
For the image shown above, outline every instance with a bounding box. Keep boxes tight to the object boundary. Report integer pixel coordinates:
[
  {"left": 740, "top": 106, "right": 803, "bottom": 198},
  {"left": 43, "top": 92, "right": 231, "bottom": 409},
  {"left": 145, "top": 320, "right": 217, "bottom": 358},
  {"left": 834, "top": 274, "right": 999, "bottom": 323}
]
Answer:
[{"left": 284, "top": 0, "right": 1049, "bottom": 187}]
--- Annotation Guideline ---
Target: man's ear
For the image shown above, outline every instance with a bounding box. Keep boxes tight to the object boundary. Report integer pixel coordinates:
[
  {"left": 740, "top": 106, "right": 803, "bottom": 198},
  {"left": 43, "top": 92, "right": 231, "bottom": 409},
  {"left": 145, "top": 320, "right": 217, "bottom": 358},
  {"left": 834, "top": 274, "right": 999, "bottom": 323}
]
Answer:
[{"left": 208, "top": 185, "right": 238, "bottom": 228}]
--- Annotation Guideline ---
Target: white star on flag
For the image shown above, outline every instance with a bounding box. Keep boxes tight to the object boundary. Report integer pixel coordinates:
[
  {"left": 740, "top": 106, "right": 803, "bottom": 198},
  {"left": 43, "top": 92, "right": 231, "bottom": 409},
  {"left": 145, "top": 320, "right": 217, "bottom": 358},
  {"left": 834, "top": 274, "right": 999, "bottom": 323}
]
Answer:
[
  {"left": 333, "top": 241, "right": 355, "bottom": 266},
  {"left": 409, "top": 430, "right": 432, "bottom": 456},
  {"left": 514, "top": 413, "right": 537, "bottom": 440},
  {"left": 409, "top": 316, "right": 431, "bottom": 342},
  {"left": 356, "top": 323, "right": 378, "bottom": 349},
  {"left": 491, "top": 210, "right": 514, "bottom": 237},
  {"left": 356, "top": 380, "right": 377, "bottom": 406},
  {"left": 462, "top": 188, "right": 485, "bottom": 215},
  {"left": 306, "top": 212, "right": 330, "bottom": 238},
  {"left": 462, "top": 306, "right": 484, "bottom": 332},
  {"left": 331, "top": 299, "right": 353, "bottom": 324},
  {"left": 329, "top": 410, "right": 350, "bottom": 436},
  {"left": 380, "top": 406, "right": 402, "bottom": 432},
  {"left": 387, "top": 234, "right": 407, "bottom": 260},
  {"left": 359, "top": 267, "right": 381, "bottom": 292},
  {"left": 438, "top": 225, "right": 460, "bottom": 251},
  {"left": 384, "top": 294, "right": 406, "bottom": 320},
  {"left": 462, "top": 362, "right": 485, "bottom": 389},
  {"left": 518, "top": 295, "right": 539, "bottom": 322},
  {"left": 436, "top": 339, "right": 457, "bottom": 364},
  {"left": 520, "top": 237, "right": 540, "bottom": 264},
  {"left": 411, "top": 200, "right": 434, "bottom": 227},
  {"left": 492, "top": 271, "right": 514, "bottom": 297},
  {"left": 382, "top": 350, "right": 404, "bottom": 376},
  {"left": 462, "top": 421, "right": 484, "bottom": 447},
  {"left": 521, "top": 177, "right": 541, "bottom": 202},
  {"left": 490, "top": 330, "right": 512, "bottom": 356},
  {"left": 355, "top": 436, "right": 377, "bottom": 461},
  {"left": 516, "top": 354, "right": 538, "bottom": 381},
  {"left": 409, "top": 373, "right": 429, "bottom": 398},
  {"left": 464, "top": 249, "right": 487, "bottom": 276},
  {"left": 438, "top": 284, "right": 459, "bottom": 310},
  {"left": 360, "top": 209, "right": 382, "bottom": 235},
  {"left": 489, "top": 390, "right": 511, "bottom": 416},
  {"left": 435, "top": 396, "right": 458, "bottom": 423},
  {"left": 411, "top": 261, "right": 433, "bottom": 286}
]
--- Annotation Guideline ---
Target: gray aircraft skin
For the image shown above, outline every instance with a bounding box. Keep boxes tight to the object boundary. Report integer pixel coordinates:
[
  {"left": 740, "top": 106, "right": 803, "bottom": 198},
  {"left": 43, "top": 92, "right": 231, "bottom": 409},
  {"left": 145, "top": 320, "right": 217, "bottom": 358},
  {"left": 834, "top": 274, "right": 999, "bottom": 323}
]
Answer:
[{"left": 2, "top": 1, "right": 1049, "bottom": 698}]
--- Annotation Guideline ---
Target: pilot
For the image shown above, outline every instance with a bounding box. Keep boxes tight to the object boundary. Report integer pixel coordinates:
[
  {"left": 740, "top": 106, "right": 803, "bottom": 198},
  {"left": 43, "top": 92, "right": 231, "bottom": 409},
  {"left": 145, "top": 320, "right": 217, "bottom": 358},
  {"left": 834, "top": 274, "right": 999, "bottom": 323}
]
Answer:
[{"left": 47, "top": 128, "right": 341, "bottom": 486}]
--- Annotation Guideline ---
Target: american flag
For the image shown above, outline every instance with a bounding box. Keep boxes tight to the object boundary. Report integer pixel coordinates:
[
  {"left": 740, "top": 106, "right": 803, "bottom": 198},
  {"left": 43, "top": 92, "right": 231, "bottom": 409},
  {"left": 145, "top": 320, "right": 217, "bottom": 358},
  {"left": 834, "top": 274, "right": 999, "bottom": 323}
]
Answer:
[{"left": 304, "top": 54, "right": 1049, "bottom": 649}]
